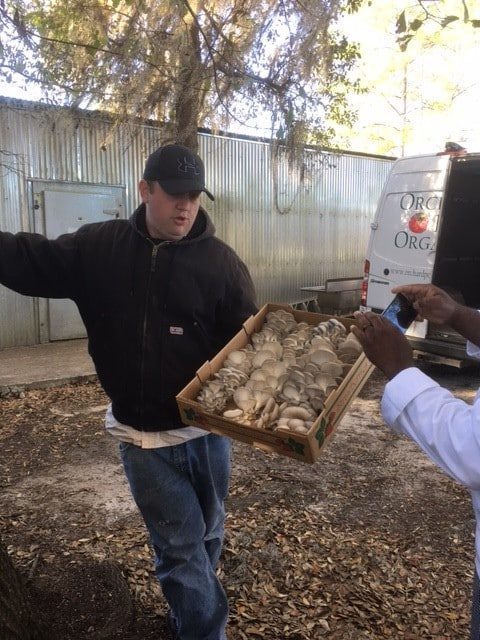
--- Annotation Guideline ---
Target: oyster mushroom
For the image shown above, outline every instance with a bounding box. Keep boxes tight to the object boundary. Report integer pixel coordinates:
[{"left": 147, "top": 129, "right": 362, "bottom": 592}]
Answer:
[
  {"left": 280, "top": 406, "right": 314, "bottom": 420},
  {"left": 223, "top": 408, "right": 244, "bottom": 419},
  {"left": 233, "top": 387, "right": 256, "bottom": 413},
  {"left": 309, "top": 349, "right": 337, "bottom": 365},
  {"left": 282, "top": 385, "right": 301, "bottom": 402},
  {"left": 320, "top": 361, "right": 344, "bottom": 378},
  {"left": 252, "top": 389, "right": 272, "bottom": 412},
  {"left": 252, "top": 350, "right": 277, "bottom": 369}
]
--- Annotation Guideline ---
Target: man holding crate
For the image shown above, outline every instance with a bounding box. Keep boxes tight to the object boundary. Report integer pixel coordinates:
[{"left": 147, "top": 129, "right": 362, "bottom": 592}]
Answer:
[{"left": 0, "top": 144, "right": 257, "bottom": 639}]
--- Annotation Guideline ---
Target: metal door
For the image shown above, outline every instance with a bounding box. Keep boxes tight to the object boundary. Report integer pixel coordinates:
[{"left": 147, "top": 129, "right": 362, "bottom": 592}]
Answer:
[{"left": 31, "top": 182, "right": 125, "bottom": 341}]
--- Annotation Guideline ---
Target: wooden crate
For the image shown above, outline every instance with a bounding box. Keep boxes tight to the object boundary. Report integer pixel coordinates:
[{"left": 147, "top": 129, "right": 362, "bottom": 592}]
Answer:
[{"left": 176, "top": 303, "right": 374, "bottom": 463}]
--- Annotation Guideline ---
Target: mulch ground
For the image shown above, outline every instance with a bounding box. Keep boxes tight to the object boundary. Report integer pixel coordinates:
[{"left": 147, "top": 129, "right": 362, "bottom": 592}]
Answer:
[{"left": 0, "top": 367, "right": 478, "bottom": 639}]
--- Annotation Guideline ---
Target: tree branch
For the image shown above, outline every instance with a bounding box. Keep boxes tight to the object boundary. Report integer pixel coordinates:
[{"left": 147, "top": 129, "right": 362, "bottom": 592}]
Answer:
[{"left": 0, "top": 5, "right": 171, "bottom": 74}]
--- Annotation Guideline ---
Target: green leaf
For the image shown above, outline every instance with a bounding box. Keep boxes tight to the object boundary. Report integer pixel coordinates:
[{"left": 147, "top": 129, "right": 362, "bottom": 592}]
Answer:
[
  {"left": 410, "top": 18, "right": 423, "bottom": 32},
  {"left": 287, "top": 438, "right": 305, "bottom": 456},
  {"left": 396, "top": 11, "right": 407, "bottom": 34},
  {"left": 470, "top": 20, "right": 480, "bottom": 28},
  {"left": 441, "top": 15, "right": 460, "bottom": 28},
  {"left": 315, "top": 419, "right": 327, "bottom": 447},
  {"left": 183, "top": 408, "right": 197, "bottom": 422}
]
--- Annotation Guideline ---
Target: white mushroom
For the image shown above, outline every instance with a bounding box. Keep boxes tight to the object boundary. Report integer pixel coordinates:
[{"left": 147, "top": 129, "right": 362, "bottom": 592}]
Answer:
[
  {"left": 252, "top": 389, "right": 272, "bottom": 411},
  {"left": 309, "top": 349, "right": 337, "bottom": 365},
  {"left": 262, "top": 360, "right": 287, "bottom": 377},
  {"left": 287, "top": 418, "right": 307, "bottom": 431},
  {"left": 250, "top": 369, "right": 268, "bottom": 381},
  {"left": 280, "top": 406, "right": 314, "bottom": 420},
  {"left": 262, "top": 396, "right": 276, "bottom": 416},
  {"left": 320, "top": 362, "right": 344, "bottom": 378},
  {"left": 197, "top": 312, "right": 362, "bottom": 431},
  {"left": 233, "top": 387, "right": 256, "bottom": 413},
  {"left": 225, "top": 350, "right": 248, "bottom": 366},
  {"left": 223, "top": 409, "right": 244, "bottom": 419},
  {"left": 282, "top": 385, "right": 301, "bottom": 401},
  {"left": 252, "top": 350, "right": 277, "bottom": 369}
]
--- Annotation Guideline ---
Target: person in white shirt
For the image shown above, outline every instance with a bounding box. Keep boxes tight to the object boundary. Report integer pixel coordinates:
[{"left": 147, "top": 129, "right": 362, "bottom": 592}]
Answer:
[{"left": 351, "top": 283, "right": 480, "bottom": 640}]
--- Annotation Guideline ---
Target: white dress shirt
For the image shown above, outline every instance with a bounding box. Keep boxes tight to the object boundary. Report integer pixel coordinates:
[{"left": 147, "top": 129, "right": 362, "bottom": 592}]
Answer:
[{"left": 382, "top": 342, "right": 480, "bottom": 575}]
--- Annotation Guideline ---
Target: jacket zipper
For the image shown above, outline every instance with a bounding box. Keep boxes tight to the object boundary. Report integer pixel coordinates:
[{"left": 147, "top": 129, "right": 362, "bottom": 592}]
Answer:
[{"left": 139, "top": 241, "right": 169, "bottom": 418}]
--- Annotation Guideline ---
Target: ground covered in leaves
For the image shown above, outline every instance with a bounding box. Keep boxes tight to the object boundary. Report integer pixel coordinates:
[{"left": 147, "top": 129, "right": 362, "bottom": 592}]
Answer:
[{"left": 1, "top": 365, "right": 479, "bottom": 639}]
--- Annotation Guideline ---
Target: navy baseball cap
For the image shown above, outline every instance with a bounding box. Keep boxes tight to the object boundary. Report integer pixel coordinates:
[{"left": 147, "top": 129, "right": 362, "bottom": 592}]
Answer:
[{"left": 143, "top": 144, "right": 214, "bottom": 201}]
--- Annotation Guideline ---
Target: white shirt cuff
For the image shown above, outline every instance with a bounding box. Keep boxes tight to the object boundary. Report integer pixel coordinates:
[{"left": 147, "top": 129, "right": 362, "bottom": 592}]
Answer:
[
  {"left": 381, "top": 367, "right": 439, "bottom": 427},
  {"left": 467, "top": 341, "right": 480, "bottom": 360}
]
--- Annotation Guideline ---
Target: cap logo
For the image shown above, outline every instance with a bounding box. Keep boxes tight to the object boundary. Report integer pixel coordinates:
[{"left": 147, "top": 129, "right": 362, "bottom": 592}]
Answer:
[{"left": 177, "top": 156, "right": 200, "bottom": 176}]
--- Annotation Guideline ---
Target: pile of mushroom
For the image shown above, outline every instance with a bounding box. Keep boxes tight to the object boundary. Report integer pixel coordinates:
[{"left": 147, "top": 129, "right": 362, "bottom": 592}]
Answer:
[{"left": 196, "top": 310, "right": 362, "bottom": 435}]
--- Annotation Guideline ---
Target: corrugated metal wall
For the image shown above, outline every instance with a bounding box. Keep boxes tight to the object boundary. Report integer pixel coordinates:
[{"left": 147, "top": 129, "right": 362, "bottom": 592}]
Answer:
[
  {"left": 200, "top": 136, "right": 392, "bottom": 305},
  {"left": 0, "top": 98, "right": 393, "bottom": 348}
]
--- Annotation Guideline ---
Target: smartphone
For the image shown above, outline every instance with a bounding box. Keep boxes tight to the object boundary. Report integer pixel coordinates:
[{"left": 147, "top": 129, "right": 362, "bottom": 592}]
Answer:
[{"left": 382, "top": 293, "right": 417, "bottom": 333}]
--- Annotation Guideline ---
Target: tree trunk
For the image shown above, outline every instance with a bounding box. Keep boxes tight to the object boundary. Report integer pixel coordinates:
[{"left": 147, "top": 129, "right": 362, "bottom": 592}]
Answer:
[
  {"left": 173, "top": 18, "right": 204, "bottom": 150},
  {"left": 0, "top": 539, "right": 46, "bottom": 640}
]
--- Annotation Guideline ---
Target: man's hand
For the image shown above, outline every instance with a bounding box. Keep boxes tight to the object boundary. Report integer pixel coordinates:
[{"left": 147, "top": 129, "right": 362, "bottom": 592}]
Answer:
[
  {"left": 351, "top": 312, "right": 414, "bottom": 380},
  {"left": 392, "top": 283, "right": 480, "bottom": 347},
  {"left": 391, "top": 283, "right": 458, "bottom": 324}
]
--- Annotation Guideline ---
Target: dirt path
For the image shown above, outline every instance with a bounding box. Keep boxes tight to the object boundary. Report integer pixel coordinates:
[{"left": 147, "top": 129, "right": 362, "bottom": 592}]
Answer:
[{"left": 1, "top": 366, "right": 478, "bottom": 639}]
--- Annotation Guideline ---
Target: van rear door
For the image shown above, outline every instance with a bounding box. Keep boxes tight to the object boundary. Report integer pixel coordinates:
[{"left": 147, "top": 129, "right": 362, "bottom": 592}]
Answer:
[{"left": 364, "top": 154, "right": 450, "bottom": 312}]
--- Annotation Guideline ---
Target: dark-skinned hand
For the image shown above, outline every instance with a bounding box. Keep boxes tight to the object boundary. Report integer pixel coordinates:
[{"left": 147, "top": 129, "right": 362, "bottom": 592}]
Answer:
[
  {"left": 351, "top": 311, "right": 414, "bottom": 380},
  {"left": 391, "top": 283, "right": 458, "bottom": 324},
  {"left": 392, "top": 283, "right": 480, "bottom": 347}
]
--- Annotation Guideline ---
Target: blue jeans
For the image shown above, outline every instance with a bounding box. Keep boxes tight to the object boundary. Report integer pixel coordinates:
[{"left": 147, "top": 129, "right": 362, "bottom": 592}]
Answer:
[{"left": 120, "top": 434, "right": 231, "bottom": 640}]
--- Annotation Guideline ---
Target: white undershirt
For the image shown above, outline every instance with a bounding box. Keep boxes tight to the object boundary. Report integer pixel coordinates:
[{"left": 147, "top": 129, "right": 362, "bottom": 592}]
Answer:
[{"left": 105, "top": 404, "right": 208, "bottom": 448}]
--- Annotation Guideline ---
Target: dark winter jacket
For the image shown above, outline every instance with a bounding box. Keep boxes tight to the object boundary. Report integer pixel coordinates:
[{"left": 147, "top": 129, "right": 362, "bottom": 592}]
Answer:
[{"left": 0, "top": 205, "right": 257, "bottom": 430}]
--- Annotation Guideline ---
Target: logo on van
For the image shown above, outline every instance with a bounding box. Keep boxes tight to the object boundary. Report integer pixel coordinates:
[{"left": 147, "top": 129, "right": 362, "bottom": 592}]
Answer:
[{"left": 408, "top": 212, "right": 428, "bottom": 234}]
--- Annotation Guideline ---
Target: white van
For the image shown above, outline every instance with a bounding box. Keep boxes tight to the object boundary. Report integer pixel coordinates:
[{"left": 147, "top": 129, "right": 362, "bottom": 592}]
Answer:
[{"left": 361, "top": 148, "right": 480, "bottom": 366}]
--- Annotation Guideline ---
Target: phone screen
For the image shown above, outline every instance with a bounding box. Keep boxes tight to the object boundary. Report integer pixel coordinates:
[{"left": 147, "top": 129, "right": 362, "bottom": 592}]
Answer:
[{"left": 382, "top": 293, "right": 417, "bottom": 333}]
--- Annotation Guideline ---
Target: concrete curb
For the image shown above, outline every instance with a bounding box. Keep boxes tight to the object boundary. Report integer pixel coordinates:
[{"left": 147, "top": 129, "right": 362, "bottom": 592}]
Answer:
[{"left": 0, "top": 373, "right": 99, "bottom": 397}]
